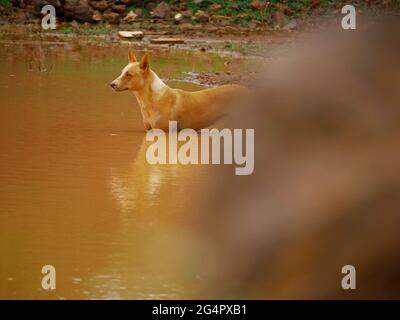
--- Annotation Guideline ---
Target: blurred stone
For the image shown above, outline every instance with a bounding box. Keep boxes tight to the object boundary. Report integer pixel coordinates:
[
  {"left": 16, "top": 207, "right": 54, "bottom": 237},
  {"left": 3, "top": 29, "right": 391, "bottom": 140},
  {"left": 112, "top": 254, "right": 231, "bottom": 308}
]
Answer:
[
  {"left": 118, "top": 30, "right": 144, "bottom": 39},
  {"left": 250, "top": 0, "right": 264, "bottom": 10},
  {"left": 174, "top": 13, "right": 182, "bottom": 22},
  {"left": 178, "top": 23, "right": 194, "bottom": 32},
  {"left": 33, "top": 0, "right": 61, "bottom": 12},
  {"left": 13, "top": 10, "right": 36, "bottom": 24},
  {"left": 151, "top": 1, "right": 171, "bottom": 19},
  {"left": 92, "top": 10, "right": 103, "bottom": 22},
  {"left": 112, "top": 4, "right": 126, "bottom": 14},
  {"left": 194, "top": 10, "right": 209, "bottom": 23},
  {"left": 123, "top": 11, "right": 137, "bottom": 23},
  {"left": 282, "top": 20, "right": 297, "bottom": 31},
  {"left": 209, "top": 3, "right": 222, "bottom": 12},
  {"left": 174, "top": 10, "right": 192, "bottom": 24},
  {"left": 103, "top": 11, "right": 120, "bottom": 24},
  {"left": 216, "top": 26, "right": 239, "bottom": 35},
  {"left": 64, "top": 0, "right": 94, "bottom": 23},
  {"left": 89, "top": 0, "right": 109, "bottom": 11}
]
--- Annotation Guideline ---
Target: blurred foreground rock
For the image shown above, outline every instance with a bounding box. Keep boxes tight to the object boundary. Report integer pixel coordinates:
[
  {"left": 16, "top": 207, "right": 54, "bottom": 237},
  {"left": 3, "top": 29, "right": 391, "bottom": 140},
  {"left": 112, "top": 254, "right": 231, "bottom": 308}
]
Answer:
[{"left": 190, "top": 20, "right": 400, "bottom": 299}]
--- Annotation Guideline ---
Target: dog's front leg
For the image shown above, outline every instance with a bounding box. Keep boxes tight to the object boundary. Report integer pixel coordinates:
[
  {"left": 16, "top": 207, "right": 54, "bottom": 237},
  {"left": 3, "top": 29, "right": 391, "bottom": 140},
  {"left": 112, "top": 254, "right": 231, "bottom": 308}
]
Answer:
[{"left": 139, "top": 108, "right": 152, "bottom": 131}]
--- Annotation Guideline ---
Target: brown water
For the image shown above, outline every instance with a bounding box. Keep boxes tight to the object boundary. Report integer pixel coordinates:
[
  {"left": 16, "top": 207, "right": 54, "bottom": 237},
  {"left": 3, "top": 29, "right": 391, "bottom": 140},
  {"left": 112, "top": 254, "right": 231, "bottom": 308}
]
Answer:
[{"left": 0, "top": 42, "right": 234, "bottom": 299}]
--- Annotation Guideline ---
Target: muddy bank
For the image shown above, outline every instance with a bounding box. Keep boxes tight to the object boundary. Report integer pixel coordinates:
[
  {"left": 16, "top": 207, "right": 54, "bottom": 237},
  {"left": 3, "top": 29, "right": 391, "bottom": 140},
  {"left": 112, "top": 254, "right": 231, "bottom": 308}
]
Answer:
[
  {"left": 0, "top": 1, "right": 398, "bottom": 87},
  {"left": 1, "top": 0, "right": 398, "bottom": 30},
  {"left": 0, "top": 21, "right": 299, "bottom": 86}
]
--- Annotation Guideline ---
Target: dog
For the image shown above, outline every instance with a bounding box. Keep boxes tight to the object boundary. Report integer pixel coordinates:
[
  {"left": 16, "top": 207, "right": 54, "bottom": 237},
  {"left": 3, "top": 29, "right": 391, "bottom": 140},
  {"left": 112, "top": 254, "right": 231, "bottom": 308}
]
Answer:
[{"left": 110, "top": 49, "right": 246, "bottom": 131}]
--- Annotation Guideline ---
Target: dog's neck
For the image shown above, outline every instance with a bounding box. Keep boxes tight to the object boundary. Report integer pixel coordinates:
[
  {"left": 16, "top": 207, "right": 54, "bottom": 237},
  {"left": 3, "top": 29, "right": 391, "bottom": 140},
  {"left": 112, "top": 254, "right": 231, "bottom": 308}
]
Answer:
[{"left": 133, "top": 70, "right": 169, "bottom": 111}]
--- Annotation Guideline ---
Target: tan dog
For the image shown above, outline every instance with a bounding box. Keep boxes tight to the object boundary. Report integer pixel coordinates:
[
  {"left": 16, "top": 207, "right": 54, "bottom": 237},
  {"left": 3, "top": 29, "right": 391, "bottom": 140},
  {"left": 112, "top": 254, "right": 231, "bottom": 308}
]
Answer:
[{"left": 110, "top": 49, "right": 246, "bottom": 131}]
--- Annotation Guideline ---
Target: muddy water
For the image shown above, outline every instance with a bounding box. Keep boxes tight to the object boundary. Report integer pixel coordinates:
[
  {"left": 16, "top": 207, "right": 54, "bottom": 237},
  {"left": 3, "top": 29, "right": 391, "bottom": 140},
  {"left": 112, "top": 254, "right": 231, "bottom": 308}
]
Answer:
[{"left": 0, "top": 42, "right": 233, "bottom": 299}]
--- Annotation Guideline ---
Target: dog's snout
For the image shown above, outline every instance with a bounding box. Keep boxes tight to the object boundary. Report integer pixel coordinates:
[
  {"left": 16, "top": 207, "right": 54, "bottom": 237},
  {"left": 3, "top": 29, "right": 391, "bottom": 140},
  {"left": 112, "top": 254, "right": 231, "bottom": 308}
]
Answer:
[{"left": 110, "top": 82, "right": 116, "bottom": 89}]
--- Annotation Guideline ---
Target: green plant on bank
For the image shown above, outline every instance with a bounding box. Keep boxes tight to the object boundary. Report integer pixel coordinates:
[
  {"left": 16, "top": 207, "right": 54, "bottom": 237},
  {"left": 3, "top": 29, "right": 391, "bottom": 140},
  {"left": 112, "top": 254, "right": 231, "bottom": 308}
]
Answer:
[
  {"left": 223, "top": 41, "right": 262, "bottom": 54},
  {"left": 122, "top": 0, "right": 341, "bottom": 27},
  {"left": 120, "top": 0, "right": 335, "bottom": 24},
  {"left": 49, "top": 26, "right": 113, "bottom": 35},
  {"left": 0, "top": 0, "right": 12, "bottom": 8},
  {"left": 283, "top": 0, "right": 333, "bottom": 17},
  {"left": 187, "top": 0, "right": 334, "bottom": 24},
  {"left": 126, "top": 2, "right": 150, "bottom": 15}
]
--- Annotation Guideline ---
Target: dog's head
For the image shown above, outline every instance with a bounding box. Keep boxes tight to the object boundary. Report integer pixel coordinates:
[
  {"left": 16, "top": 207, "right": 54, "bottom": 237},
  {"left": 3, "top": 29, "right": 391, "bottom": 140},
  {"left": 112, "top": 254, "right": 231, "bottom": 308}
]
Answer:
[{"left": 110, "top": 49, "right": 150, "bottom": 92}]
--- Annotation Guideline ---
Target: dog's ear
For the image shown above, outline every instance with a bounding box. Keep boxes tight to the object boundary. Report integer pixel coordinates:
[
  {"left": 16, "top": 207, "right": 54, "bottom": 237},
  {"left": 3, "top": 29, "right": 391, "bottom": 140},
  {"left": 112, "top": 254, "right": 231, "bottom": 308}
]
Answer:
[
  {"left": 139, "top": 53, "right": 149, "bottom": 73},
  {"left": 128, "top": 49, "right": 137, "bottom": 63}
]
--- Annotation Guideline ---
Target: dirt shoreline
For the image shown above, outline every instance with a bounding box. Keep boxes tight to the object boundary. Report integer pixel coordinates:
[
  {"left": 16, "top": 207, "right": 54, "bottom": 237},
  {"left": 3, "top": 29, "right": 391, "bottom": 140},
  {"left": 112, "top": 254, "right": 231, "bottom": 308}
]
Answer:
[
  {"left": 0, "top": 22, "right": 300, "bottom": 54},
  {"left": 0, "top": 4, "right": 398, "bottom": 87},
  {"left": 0, "top": 22, "right": 303, "bottom": 86}
]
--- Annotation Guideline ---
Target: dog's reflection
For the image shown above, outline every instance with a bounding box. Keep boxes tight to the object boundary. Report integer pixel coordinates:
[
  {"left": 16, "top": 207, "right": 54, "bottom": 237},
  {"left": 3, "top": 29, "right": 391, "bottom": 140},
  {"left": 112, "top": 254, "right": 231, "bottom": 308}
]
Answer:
[
  {"left": 108, "top": 134, "right": 212, "bottom": 293},
  {"left": 109, "top": 134, "right": 209, "bottom": 219}
]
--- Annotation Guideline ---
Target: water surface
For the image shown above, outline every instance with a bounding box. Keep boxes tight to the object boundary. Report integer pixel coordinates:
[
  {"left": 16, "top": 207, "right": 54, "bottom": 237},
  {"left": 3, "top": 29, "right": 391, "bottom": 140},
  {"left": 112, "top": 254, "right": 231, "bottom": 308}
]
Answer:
[{"left": 0, "top": 42, "right": 230, "bottom": 299}]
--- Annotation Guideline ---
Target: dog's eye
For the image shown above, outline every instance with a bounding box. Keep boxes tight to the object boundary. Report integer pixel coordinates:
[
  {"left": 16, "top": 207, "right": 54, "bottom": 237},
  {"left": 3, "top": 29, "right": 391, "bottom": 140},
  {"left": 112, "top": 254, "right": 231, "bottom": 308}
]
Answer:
[{"left": 125, "top": 73, "right": 131, "bottom": 78}]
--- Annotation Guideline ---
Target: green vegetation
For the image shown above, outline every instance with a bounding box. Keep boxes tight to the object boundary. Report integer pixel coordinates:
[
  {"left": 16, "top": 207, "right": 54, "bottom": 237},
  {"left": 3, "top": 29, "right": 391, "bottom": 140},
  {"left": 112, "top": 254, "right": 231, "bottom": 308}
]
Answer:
[
  {"left": 186, "top": 0, "right": 333, "bottom": 23},
  {"left": 188, "top": 0, "right": 262, "bottom": 22},
  {"left": 50, "top": 26, "right": 113, "bottom": 35},
  {"left": 223, "top": 41, "right": 265, "bottom": 55},
  {"left": 0, "top": 0, "right": 11, "bottom": 8},
  {"left": 126, "top": 3, "right": 150, "bottom": 15},
  {"left": 121, "top": 0, "right": 336, "bottom": 25},
  {"left": 124, "top": 0, "right": 331, "bottom": 25}
]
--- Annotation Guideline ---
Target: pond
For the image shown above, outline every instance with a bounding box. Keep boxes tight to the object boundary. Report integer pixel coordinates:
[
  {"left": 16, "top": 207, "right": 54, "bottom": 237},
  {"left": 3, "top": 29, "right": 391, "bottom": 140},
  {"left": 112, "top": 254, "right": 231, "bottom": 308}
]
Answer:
[{"left": 0, "top": 42, "right": 238, "bottom": 299}]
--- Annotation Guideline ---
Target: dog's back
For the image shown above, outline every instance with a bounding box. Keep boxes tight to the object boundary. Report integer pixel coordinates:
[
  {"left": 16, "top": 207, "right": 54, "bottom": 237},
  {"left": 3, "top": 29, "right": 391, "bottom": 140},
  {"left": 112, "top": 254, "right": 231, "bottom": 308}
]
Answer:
[{"left": 174, "top": 84, "right": 248, "bottom": 130}]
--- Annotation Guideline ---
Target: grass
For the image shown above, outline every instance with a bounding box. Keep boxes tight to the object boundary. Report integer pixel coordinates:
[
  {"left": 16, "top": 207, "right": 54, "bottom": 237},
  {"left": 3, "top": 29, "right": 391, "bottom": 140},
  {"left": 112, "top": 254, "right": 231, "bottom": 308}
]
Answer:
[
  {"left": 185, "top": 0, "right": 265, "bottom": 25},
  {"left": 0, "top": 0, "right": 11, "bottom": 8},
  {"left": 49, "top": 26, "right": 113, "bottom": 35},
  {"left": 185, "top": 0, "right": 334, "bottom": 25},
  {"left": 126, "top": 3, "right": 150, "bottom": 15}
]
